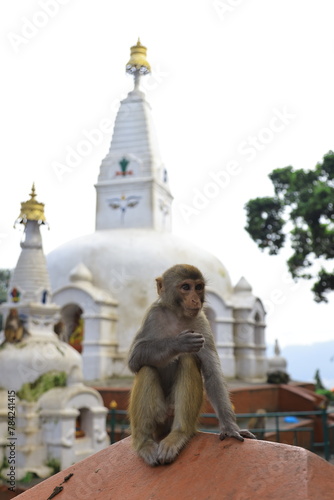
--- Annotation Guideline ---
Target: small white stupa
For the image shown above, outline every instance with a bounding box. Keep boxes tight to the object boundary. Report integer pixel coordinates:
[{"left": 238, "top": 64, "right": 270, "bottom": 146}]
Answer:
[
  {"left": 0, "top": 187, "right": 108, "bottom": 481},
  {"left": 267, "top": 339, "right": 288, "bottom": 374},
  {"left": 47, "top": 40, "right": 268, "bottom": 383}
]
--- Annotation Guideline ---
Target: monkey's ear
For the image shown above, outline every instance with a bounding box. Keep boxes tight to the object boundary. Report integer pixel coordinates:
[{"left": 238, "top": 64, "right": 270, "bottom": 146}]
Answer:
[{"left": 156, "top": 277, "right": 163, "bottom": 296}]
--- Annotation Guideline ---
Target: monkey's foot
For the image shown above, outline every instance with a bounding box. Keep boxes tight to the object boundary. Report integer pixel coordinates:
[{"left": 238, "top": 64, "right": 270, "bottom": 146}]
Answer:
[
  {"left": 136, "top": 439, "right": 159, "bottom": 466},
  {"left": 239, "top": 429, "right": 257, "bottom": 440},
  {"left": 157, "top": 431, "right": 190, "bottom": 465},
  {"left": 219, "top": 428, "right": 256, "bottom": 441}
]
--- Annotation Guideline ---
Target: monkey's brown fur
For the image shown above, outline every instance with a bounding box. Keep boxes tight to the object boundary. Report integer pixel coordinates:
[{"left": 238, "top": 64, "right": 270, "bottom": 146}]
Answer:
[
  {"left": 128, "top": 264, "right": 255, "bottom": 466},
  {"left": 4, "top": 309, "right": 24, "bottom": 343},
  {"left": 129, "top": 355, "right": 203, "bottom": 465}
]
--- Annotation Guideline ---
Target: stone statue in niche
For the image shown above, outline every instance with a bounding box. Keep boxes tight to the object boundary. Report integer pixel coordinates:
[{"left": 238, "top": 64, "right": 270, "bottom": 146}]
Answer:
[{"left": 10, "top": 287, "right": 20, "bottom": 303}]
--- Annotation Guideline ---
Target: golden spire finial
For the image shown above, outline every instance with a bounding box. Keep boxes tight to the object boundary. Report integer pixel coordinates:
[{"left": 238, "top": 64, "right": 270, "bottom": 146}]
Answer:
[
  {"left": 126, "top": 39, "right": 151, "bottom": 76},
  {"left": 15, "top": 184, "right": 47, "bottom": 226},
  {"left": 30, "top": 183, "right": 37, "bottom": 200}
]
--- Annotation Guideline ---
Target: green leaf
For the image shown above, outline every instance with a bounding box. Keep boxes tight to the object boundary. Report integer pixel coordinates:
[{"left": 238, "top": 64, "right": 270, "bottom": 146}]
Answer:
[{"left": 244, "top": 150, "right": 334, "bottom": 302}]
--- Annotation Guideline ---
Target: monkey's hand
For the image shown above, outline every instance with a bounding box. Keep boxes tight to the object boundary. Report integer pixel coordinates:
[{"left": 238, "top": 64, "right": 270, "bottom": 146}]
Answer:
[
  {"left": 176, "top": 330, "right": 205, "bottom": 353},
  {"left": 219, "top": 424, "right": 256, "bottom": 442}
]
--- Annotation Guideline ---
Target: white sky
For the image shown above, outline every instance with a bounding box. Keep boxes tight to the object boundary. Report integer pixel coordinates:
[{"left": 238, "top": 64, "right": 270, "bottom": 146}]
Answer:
[{"left": 1, "top": 0, "right": 334, "bottom": 349}]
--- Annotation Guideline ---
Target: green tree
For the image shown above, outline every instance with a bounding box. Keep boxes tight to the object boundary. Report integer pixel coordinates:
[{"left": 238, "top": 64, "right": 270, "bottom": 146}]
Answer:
[
  {"left": 0, "top": 269, "right": 11, "bottom": 331},
  {"left": 0, "top": 269, "right": 11, "bottom": 303},
  {"left": 244, "top": 151, "right": 334, "bottom": 302}
]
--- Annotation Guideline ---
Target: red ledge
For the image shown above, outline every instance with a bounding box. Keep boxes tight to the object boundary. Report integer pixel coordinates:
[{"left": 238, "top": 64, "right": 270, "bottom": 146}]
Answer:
[{"left": 16, "top": 433, "right": 334, "bottom": 500}]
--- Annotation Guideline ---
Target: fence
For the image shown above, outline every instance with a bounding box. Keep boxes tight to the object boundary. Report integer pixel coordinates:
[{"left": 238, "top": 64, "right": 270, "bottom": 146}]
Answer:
[{"left": 107, "top": 408, "right": 333, "bottom": 461}]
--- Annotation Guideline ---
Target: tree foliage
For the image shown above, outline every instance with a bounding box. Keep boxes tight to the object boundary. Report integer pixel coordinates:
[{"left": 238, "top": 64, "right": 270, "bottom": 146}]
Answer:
[
  {"left": 0, "top": 269, "right": 11, "bottom": 303},
  {"left": 244, "top": 151, "right": 334, "bottom": 302}
]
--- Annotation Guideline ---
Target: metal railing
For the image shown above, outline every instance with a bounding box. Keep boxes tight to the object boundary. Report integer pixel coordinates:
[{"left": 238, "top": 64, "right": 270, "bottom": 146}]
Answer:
[
  {"left": 107, "top": 408, "right": 333, "bottom": 461},
  {"left": 108, "top": 408, "right": 129, "bottom": 443}
]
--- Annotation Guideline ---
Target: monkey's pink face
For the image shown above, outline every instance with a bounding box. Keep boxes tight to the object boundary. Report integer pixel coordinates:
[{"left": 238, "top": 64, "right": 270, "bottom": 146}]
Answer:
[{"left": 178, "top": 279, "right": 204, "bottom": 318}]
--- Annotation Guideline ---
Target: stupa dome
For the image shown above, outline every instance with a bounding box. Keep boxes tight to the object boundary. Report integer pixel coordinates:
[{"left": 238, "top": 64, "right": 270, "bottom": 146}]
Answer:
[{"left": 48, "top": 229, "right": 232, "bottom": 294}]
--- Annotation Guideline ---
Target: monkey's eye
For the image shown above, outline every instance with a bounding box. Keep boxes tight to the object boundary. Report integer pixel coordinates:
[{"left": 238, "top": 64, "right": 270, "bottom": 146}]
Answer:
[
  {"left": 195, "top": 283, "right": 204, "bottom": 291},
  {"left": 181, "top": 283, "right": 190, "bottom": 291}
]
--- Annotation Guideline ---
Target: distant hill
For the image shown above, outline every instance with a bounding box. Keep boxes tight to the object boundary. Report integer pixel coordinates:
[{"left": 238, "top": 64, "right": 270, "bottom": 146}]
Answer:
[{"left": 280, "top": 341, "right": 334, "bottom": 389}]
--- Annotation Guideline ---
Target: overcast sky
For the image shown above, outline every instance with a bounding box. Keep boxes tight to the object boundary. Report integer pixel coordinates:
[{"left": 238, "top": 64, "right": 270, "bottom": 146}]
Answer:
[{"left": 1, "top": 0, "right": 334, "bottom": 352}]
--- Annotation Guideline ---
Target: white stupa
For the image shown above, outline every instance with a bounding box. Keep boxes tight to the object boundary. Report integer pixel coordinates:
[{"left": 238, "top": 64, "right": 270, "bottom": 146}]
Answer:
[
  {"left": 0, "top": 185, "right": 82, "bottom": 390},
  {"left": 0, "top": 187, "right": 108, "bottom": 479},
  {"left": 47, "top": 40, "right": 267, "bottom": 382}
]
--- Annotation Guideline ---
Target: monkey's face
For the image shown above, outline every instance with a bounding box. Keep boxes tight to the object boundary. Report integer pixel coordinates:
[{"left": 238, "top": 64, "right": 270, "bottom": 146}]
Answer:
[
  {"left": 177, "top": 279, "right": 205, "bottom": 318},
  {"left": 156, "top": 265, "right": 206, "bottom": 317}
]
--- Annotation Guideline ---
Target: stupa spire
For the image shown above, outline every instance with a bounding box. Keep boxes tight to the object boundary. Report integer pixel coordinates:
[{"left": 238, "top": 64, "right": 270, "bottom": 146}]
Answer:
[
  {"left": 15, "top": 183, "right": 47, "bottom": 226},
  {"left": 126, "top": 38, "right": 151, "bottom": 90},
  {"left": 9, "top": 185, "right": 50, "bottom": 303},
  {"left": 96, "top": 40, "right": 173, "bottom": 232}
]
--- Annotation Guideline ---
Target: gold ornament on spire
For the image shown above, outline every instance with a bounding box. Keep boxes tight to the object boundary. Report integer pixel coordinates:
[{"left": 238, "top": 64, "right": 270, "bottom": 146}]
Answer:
[
  {"left": 15, "top": 184, "right": 47, "bottom": 226},
  {"left": 126, "top": 38, "right": 151, "bottom": 75}
]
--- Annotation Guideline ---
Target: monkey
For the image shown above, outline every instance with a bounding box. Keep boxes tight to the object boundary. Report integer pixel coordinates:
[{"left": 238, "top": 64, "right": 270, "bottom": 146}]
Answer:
[
  {"left": 4, "top": 308, "right": 24, "bottom": 343},
  {"left": 128, "top": 264, "right": 256, "bottom": 466},
  {"left": 53, "top": 320, "right": 64, "bottom": 338},
  {"left": 248, "top": 409, "right": 266, "bottom": 440}
]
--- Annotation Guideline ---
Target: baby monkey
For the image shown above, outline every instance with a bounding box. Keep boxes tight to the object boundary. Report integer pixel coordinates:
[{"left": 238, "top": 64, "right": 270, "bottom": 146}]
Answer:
[{"left": 128, "top": 264, "right": 255, "bottom": 465}]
